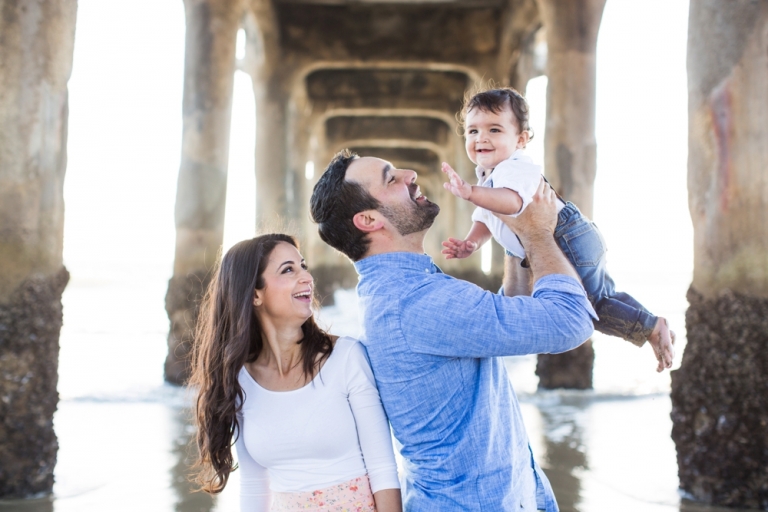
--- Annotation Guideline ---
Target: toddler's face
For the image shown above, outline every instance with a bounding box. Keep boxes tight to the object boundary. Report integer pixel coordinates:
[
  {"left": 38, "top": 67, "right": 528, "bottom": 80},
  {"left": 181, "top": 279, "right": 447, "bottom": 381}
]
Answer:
[{"left": 464, "top": 105, "right": 528, "bottom": 170}]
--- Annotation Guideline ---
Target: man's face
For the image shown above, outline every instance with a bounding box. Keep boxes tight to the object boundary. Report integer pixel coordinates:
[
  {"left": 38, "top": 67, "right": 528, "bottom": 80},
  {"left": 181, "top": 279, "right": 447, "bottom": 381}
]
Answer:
[{"left": 346, "top": 157, "right": 440, "bottom": 236}]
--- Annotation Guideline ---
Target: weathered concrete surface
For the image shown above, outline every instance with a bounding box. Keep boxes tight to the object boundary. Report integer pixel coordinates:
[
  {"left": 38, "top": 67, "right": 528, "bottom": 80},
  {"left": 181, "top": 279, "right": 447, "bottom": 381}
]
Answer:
[
  {"left": 536, "top": 340, "right": 594, "bottom": 390},
  {"left": 0, "top": 0, "right": 77, "bottom": 497},
  {"left": 524, "top": 0, "right": 605, "bottom": 390},
  {"left": 0, "top": 269, "right": 69, "bottom": 497},
  {"left": 276, "top": 3, "right": 504, "bottom": 67},
  {"left": 165, "top": 271, "right": 211, "bottom": 384},
  {"left": 535, "top": 0, "right": 605, "bottom": 217},
  {"left": 686, "top": 1, "right": 768, "bottom": 299},
  {"left": 671, "top": 289, "right": 768, "bottom": 509},
  {"left": 672, "top": 1, "right": 768, "bottom": 508},
  {"left": 306, "top": 69, "right": 470, "bottom": 113},
  {"left": 325, "top": 117, "right": 452, "bottom": 147},
  {"left": 254, "top": 76, "right": 291, "bottom": 228},
  {"left": 166, "top": 0, "right": 242, "bottom": 385}
]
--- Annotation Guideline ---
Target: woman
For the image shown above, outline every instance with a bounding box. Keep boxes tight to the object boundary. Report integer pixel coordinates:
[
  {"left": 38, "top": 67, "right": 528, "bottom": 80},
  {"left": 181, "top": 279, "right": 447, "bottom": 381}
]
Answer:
[{"left": 190, "top": 234, "right": 401, "bottom": 511}]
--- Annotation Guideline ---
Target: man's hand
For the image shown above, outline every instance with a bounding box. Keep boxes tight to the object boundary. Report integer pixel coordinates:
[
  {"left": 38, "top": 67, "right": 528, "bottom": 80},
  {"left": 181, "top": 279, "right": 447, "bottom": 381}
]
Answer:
[
  {"left": 441, "top": 237, "right": 478, "bottom": 259},
  {"left": 441, "top": 162, "right": 472, "bottom": 201},
  {"left": 495, "top": 178, "right": 580, "bottom": 283},
  {"left": 496, "top": 178, "right": 557, "bottom": 246}
]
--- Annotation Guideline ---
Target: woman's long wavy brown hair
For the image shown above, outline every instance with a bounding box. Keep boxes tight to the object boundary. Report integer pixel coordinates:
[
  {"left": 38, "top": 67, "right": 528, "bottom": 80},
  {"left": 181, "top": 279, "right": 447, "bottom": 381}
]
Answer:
[{"left": 188, "top": 234, "right": 333, "bottom": 494}]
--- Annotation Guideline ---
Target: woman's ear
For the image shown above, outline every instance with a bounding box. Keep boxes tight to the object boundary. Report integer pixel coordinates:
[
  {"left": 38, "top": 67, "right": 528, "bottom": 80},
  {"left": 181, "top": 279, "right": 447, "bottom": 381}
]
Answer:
[
  {"left": 253, "top": 288, "right": 263, "bottom": 308},
  {"left": 352, "top": 210, "right": 384, "bottom": 233}
]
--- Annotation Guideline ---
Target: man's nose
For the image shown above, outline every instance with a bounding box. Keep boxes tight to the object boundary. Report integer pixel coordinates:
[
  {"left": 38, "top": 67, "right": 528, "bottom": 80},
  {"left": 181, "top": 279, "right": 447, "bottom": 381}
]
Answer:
[{"left": 401, "top": 169, "right": 417, "bottom": 183}]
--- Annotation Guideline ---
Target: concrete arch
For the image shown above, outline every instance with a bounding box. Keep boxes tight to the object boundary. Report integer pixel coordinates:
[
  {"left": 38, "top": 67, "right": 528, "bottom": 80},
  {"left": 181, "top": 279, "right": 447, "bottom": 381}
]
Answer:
[
  {"left": 274, "top": 2, "right": 505, "bottom": 66},
  {"left": 304, "top": 67, "right": 471, "bottom": 112},
  {"left": 315, "top": 108, "right": 460, "bottom": 135},
  {"left": 342, "top": 140, "right": 449, "bottom": 167},
  {"left": 325, "top": 117, "right": 453, "bottom": 147},
  {"left": 295, "top": 60, "right": 482, "bottom": 89}
]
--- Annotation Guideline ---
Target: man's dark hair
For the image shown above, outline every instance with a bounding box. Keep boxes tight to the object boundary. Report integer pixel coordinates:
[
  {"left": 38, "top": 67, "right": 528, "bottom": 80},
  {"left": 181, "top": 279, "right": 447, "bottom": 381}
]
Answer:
[
  {"left": 459, "top": 86, "right": 534, "bottom": 141},
  {"left": 310, "top": 149, "right": 381, "bottom": 261}
]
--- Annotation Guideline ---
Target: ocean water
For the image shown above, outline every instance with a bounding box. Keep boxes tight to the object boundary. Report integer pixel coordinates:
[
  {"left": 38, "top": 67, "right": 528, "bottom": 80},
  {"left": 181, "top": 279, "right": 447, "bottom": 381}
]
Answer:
[{"left": 0, "top": 279, "right": 758, "bottom": 512}]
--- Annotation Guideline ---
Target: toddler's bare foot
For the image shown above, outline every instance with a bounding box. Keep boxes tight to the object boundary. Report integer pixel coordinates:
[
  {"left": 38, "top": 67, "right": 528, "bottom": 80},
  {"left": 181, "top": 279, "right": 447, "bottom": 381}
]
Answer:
[{"left": 648, "top": 317, "right": 675, "bottom": 372}]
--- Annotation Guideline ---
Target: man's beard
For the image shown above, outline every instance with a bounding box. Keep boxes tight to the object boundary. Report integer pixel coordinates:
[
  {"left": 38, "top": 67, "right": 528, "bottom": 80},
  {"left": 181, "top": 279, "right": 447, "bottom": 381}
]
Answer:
[{"left": 379, "top": 195, "right": 440, "bottom": 236}]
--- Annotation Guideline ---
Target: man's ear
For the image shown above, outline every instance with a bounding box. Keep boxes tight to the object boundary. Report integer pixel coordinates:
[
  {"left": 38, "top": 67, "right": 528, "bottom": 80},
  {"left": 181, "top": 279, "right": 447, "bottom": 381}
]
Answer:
[{"left": 353, "top": 210, "right": 385, "bottom": 233}]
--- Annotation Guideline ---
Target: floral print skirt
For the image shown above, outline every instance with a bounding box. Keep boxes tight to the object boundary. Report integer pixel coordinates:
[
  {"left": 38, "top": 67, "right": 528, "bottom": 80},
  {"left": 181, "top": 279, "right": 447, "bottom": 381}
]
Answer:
[{"left": 271, "top": 475, "right": 376, "bottom": 512}]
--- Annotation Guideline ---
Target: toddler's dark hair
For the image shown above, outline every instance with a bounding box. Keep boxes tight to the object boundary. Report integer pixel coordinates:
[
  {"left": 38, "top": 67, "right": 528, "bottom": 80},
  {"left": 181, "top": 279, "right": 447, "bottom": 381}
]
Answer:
[{"left": 459, "top": 87, "right": 534, "bottom": 141}]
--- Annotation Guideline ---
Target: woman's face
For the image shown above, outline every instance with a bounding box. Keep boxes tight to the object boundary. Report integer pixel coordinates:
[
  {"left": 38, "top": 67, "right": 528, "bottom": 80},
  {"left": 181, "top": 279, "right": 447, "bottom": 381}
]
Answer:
[{"left": 253, "top": 242, "right": 314, "bottom": 326}]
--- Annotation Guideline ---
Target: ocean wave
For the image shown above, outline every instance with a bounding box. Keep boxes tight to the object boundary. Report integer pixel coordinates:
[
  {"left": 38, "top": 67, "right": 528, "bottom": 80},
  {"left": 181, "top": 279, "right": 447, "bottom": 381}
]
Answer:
[{"left": 60, "top": 383, "right": 194, "bottom": 408}]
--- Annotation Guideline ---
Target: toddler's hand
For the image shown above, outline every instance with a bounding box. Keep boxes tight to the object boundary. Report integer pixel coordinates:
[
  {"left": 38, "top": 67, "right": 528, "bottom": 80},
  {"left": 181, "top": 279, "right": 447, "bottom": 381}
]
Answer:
[
  {"left": 648, "top": 317, "right": 675, "bottom": 372},
  {"left": 441, "top": 237, "right": 478, "bottom": 259},
  {"left": 441, "top": 162, "right": 472, "bottom": 200}
]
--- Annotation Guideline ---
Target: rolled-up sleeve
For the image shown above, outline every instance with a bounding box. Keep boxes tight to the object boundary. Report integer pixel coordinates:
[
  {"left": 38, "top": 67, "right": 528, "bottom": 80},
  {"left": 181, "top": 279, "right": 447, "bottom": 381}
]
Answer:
[{"left": 403, "top": 274, "right": 596, "bottom": 358}]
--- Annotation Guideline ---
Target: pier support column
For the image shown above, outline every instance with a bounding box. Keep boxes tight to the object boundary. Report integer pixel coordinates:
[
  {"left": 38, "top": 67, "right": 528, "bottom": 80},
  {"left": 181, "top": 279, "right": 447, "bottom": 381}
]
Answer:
[
  {"left": 253, "top": 78, "right": 290, "bottom": 229},
  {"left": 0, "top": 0, "right": 76, "bottom": 497},
  {"left": 671, "top": 2, "right": 768, "bottom": 508},
  {"left": 528, "top": 0, "right": 605, "bottom": 390},
  {"left": 165, "top": 0, "right": 241, "bottom": 385}
]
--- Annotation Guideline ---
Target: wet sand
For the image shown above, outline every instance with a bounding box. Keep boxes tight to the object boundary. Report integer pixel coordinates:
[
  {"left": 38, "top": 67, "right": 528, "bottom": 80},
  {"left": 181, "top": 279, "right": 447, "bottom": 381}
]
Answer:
[
  {"left": 0, "top": 390, "right": 759, "bottom": 512},
  {"left": 0, "top": 283, "right": 761, "bottom": 512}
]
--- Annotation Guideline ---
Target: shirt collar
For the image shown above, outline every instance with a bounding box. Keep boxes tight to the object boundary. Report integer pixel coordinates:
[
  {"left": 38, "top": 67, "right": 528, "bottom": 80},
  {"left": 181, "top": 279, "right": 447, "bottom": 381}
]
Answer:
[
  {"left": 475, "top": 149, "right": 530, "bottom": 181},
  {"left": 354, "top": 252, "right": 439, "bottom": 275}
]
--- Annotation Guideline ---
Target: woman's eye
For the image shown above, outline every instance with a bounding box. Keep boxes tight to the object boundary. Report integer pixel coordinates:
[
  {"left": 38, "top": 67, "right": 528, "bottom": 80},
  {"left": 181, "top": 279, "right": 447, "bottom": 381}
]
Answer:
[
  {"left": 388, "top": 176, "right": 395, "bottom": 184},
  {"left": 281, "top": 266, "right": 293, "bottom": 274},
  {"left": 301, "top": 263, "right": 308, "bottom": 271}
]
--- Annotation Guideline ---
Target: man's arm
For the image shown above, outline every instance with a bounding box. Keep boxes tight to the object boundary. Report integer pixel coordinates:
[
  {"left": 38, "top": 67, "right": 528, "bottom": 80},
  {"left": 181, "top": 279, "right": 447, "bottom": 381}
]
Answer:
[
  {"left": 502, "top": 254, "right": 533, "bottom": 297},
  {"left": 403, "top": 180, "right": 595, "bottom": 359},
  {"left": 403, "top": 273, "right": 595, "bottom": 358}
]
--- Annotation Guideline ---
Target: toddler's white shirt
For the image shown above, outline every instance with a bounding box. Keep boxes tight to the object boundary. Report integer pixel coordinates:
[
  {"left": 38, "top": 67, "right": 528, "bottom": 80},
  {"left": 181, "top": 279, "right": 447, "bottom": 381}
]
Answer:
[
  {"left": 471, "top": 149, "right": 564, "bottom": 258},
  {"left": 235, "top": 337, "right": 400, "bottom": 511}
]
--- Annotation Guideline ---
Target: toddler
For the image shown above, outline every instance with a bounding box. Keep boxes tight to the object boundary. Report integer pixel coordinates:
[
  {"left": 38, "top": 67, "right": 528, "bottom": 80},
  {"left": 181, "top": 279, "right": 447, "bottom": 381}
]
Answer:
[{"left": 441, "top": 87, "right": 675, "bottom": 371}]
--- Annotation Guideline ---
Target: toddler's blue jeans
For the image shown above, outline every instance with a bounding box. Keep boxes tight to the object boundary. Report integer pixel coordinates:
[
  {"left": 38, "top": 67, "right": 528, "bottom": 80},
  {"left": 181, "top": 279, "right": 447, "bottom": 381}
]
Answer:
[{"left": 505, "top": 202, "right": 657, "bottom": 346}]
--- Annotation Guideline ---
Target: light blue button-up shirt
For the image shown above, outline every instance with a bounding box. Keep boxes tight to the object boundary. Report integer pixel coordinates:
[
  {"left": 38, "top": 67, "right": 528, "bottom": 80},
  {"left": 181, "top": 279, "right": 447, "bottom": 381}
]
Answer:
[{"left": 354, "top": 252, "right": 596, "bottom": 511}]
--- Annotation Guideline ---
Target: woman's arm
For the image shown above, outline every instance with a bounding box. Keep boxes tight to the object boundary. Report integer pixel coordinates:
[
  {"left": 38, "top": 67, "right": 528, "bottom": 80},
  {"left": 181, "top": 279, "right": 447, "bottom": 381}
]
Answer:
[
  {"left": 234, "top": 411, "right": 272, "bottom": 511},
  {"left": 373, "top": 488, "right": 403, "bottom": 512},
  {"left": 345, "top": 342, "right": 402, "bottom": 512}
]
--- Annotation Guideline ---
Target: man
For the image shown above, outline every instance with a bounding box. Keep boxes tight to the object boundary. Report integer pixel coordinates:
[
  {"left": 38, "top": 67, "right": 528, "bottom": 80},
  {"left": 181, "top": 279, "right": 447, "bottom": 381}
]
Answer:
[{"left": 309, "top": 149, "right": 596, "bottom": 511}]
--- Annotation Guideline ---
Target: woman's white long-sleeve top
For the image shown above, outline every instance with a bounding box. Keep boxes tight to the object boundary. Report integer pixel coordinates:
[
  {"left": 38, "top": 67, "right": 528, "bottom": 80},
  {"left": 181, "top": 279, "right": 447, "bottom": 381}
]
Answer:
[{"left": 234, "top": 337, "right": 400, "bottom": 510}]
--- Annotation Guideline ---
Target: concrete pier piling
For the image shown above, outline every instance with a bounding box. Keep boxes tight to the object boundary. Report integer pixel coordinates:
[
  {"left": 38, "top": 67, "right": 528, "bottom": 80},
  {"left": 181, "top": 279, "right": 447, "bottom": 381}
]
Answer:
[
  {"left": 671, "top": 1, "right": 768, "bottom": 508},
  {"left": 530, "top": 0, "right": 606, "bottom": 390},
  {"left": 0, "top": 0, "right": 77, "bottom": 497},
  {"left": 164, "top": 0, "right": 242, "bottom": 385}
]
